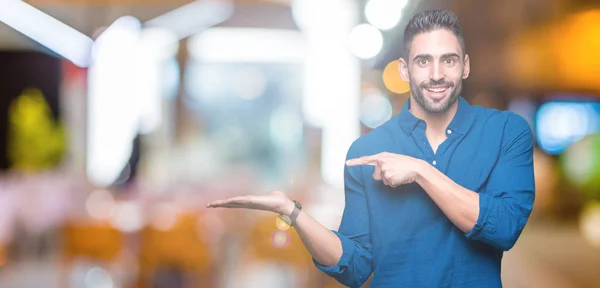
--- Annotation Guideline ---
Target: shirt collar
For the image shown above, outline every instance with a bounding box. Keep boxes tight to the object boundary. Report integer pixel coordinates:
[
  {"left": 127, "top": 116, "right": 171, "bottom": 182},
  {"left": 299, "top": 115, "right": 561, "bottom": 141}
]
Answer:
[{"left": 398, "top": 96, "right": 473, "bottom": 135}]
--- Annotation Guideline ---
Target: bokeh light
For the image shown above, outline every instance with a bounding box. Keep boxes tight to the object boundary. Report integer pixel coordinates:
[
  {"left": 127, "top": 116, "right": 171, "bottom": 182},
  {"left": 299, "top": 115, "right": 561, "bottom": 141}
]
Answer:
[
  {"left": 360, "top": 90, "right": 393, "bottom": 129},
  {"left": 86, "top": 189, "right": 115, "bottom": 220},
  {"left": 364, "top": 0, "right": 407, "bottom": 30},
  {"left": 275, "top": 215, "right": 291, "bottom": 231},
  {"left": 552, "top": 10, "right": 600, "bottom": 90},
  {"left": 561, "top": 134, "right": 600, "bottom": 199},
  {"left": 580, "top": 201, "right": 600, "bottom": 248},
  {"left": 84, "top": 266, "right": 114, "bottom": 288},
  {"left": 347, "top": 24, "right": 383, "bottom": 59},
  {"left": 270, "top": 230, "right": 290, "bottom": 249},
  {"left": 382, "top": 60, "right": 410, "bottom": 94},
  {"left": 536, "top": 102, "right": 600, "bottom": 155},
  {"left": 149, "top": 203, "right": 179, "bottom": 231},
  {"left": 110, "top": 201, "right": 144, "bottom": 233}
]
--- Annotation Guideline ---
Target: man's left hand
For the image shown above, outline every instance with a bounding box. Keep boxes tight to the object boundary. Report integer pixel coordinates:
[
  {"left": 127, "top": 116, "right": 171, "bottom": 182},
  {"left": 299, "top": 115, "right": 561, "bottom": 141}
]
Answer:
[{"left": 346, "top": 152, "right": 424, "bottom": 187}]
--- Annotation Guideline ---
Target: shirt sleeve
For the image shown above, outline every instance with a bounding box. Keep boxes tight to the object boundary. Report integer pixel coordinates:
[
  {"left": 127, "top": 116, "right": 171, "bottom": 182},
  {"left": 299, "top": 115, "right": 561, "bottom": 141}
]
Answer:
[
  {"left": 313, "top": 144, "right": 373, "bottom": 288},
  {"left": 465, "top": 113, "right": 536, "bottom": 251}
]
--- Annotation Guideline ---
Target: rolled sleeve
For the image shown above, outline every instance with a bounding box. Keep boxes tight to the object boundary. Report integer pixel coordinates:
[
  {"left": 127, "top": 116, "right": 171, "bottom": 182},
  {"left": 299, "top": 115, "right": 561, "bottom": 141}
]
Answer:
[
  {"left": 464, "top": 193, "right": 496, "bottom": 240},
  {"left": 465, "top": 113, "right": 535, "bottom": 251},
  {"left": 313, "top": 231, "right": 358, "bottom": 274},
  {"left": 313, "top": 142, "right": 373, "bottom": 288}
]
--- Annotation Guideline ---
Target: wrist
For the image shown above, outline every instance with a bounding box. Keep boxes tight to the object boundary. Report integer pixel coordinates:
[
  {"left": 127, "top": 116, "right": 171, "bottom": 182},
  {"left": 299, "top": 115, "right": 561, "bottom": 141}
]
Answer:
[
  {"left": 414, "top": 158, "right": 429, "bottom": 184},
  {"left": 279, "top": 198, "right": 295, "bottom": 216}
]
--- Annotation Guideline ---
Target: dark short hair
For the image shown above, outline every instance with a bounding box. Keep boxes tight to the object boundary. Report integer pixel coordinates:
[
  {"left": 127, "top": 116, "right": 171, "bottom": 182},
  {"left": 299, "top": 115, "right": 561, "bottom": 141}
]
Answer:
[{"left": 403, "top": 9, "right": 465, "bottom": 60}]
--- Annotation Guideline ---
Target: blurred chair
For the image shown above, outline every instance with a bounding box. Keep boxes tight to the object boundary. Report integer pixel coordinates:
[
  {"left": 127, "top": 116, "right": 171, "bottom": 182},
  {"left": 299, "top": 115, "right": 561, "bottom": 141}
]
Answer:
[
  {"left": 62, "top": 221, "right": 123, "bottom": 261},
  {"left": 137, "top": 212, "right": 215, "bottom": 288},
  {"left": 60, "top": 220, "right": 124, "bottom": 287}
]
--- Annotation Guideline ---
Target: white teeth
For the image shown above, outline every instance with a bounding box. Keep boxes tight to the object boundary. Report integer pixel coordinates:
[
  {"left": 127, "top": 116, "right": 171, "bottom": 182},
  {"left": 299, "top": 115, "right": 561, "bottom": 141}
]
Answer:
[{"left": 426, "top": 87, "right": 448, "bottom": 93}]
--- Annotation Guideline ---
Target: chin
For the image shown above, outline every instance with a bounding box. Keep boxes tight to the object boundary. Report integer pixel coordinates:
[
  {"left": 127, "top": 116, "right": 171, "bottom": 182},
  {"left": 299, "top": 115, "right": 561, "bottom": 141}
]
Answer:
[
  {"left": 411, "top": 83, "right": 460, "bottom": 114},
  {"left": 429, "top": 105, "right": 450, "bottom": 114},
  {"left": 422, "top": 93, "right": 458, "bottom": 113},
  {"left": 426, "top": 96, "right": 449, "bottom": 106}
]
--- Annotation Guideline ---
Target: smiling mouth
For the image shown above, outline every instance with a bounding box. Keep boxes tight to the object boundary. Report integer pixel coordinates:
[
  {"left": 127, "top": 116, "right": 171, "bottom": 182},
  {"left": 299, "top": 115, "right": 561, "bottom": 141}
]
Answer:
[{"left": 425, "top": 86, "right": 450, "bottom": 93}]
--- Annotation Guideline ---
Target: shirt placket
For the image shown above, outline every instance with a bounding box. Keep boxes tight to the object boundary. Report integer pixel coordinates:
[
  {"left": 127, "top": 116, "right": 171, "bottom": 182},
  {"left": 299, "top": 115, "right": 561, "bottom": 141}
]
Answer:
[
  {"left": 434, "top": 128, "right": 459, "bottom": 174},
  {"left": 413, "top": 121, "right": 436, "bottom": 166},
  {"left": 413, "top": 125, "right": 458, "bottom": 174}
]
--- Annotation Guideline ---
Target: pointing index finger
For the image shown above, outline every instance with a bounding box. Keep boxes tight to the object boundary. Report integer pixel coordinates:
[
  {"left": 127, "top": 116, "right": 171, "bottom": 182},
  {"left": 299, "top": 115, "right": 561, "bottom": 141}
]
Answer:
[{"left": 345, "top": 154, "right": 380, "bottom": 166}]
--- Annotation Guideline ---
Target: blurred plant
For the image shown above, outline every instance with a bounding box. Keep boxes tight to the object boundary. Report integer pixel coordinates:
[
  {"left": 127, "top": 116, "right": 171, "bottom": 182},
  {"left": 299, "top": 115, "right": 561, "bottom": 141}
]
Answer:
[
  {"left": 560, "top": 133, "right": 600, "bottom": 201},
  {"left": 7, "top": 87, "right": 66, "bottom": 172}
]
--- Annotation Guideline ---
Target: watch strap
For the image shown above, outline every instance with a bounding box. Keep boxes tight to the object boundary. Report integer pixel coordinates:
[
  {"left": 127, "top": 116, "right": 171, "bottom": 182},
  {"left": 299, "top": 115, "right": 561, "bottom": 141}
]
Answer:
[{"left": 289, "top": 200, "right": 302, "bottom": 226}]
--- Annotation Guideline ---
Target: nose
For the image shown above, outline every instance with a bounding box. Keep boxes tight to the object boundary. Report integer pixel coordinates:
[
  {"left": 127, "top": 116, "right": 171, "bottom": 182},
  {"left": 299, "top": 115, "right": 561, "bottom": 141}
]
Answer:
[{"left": 430, "top": 62, "right": 444, "bottom": 82}]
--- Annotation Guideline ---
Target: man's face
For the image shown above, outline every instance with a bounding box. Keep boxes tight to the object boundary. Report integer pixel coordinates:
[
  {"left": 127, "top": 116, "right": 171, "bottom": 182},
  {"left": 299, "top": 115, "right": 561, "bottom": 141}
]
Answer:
[{"left": 399, "top": 29, "right": 470, "bottom": 114}]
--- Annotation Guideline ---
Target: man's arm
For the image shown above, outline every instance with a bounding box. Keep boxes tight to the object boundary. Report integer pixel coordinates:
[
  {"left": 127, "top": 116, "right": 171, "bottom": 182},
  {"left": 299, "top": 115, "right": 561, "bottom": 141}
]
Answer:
[
  {"left": 414, "top": 162, "right": 480, "bottom": 233},
  {"left": 416, "top": 114, "right": 535, "bottom": 251},
  {"left": 208, "top": 191, "right": 345, "bottom": 265},
  {"left": 311, "top": 146, "right": 373, "bottom": 287},
  {"left": 207, "top": 144, "right": 373, "bottom": 287},
  {"left": 280, "top": 204, "right": 344, "bottom": 266}
]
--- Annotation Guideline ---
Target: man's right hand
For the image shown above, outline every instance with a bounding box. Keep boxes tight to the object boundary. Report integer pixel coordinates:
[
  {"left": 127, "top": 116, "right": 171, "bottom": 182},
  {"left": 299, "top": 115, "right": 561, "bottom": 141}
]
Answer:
[
  {"left": 206, "top": 189, "right": 344, "bottom": 269},
  {"left": 206, "top": 190, "right": 295, "bottom": 216}
]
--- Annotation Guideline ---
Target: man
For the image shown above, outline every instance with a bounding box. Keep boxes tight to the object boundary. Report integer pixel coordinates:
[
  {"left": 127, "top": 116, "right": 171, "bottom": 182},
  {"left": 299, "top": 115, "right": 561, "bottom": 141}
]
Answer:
[{"left": 207, "top": 9, "right": 535, "bottom": 287}]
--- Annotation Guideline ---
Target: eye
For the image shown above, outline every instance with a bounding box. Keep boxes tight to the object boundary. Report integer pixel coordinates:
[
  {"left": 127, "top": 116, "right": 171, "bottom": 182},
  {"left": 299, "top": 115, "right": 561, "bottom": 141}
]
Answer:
[
  {"left": 444, "top": 58, "right": 455, "bottom": 65},
  {"left": 418, "top": 59, "right": 428, "bottom": 66}
]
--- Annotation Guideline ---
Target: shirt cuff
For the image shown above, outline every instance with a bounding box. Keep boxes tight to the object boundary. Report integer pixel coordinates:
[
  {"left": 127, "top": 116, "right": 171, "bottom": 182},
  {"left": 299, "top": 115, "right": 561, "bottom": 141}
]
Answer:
[
  {"left": 465, "top": 192, "right": 494, "bottom": 240},
  {"left": 313, "top": 230, "right": 355, "bottom": 275}
]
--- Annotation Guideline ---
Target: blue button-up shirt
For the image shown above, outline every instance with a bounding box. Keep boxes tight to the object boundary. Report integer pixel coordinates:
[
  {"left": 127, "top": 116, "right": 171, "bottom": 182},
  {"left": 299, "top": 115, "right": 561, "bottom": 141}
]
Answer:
[{"left": 314, "top": 96, "right": 535, "bottom": 288}]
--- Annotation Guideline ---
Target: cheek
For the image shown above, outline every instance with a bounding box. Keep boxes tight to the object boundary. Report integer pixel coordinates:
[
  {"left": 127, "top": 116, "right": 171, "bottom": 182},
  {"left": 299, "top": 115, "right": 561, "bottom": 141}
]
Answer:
[
  {"left": 448, "top": 65, "right": 465, "bottom": 78},
  {"left": 408, "top": 69, "right": 429, "bottom": 84},
  {"left": 444, "top": 69, "right": 464, "bottom": 84}
]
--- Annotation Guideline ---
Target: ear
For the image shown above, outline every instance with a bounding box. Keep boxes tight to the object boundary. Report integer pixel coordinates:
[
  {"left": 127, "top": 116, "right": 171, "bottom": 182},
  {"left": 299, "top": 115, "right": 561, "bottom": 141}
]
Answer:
[
  {"left": 462, "top": 54, "right": 470, "bottom": 79},
  {"left": 398, "top": 58, "right": 410, "bottom": 82}
]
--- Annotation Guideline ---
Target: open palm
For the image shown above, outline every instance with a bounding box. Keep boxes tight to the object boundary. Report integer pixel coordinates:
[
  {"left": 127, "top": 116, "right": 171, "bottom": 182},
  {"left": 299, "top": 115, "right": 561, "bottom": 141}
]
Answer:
[{"left": 206, "top": 190, "right": 292, "bottom": 215}]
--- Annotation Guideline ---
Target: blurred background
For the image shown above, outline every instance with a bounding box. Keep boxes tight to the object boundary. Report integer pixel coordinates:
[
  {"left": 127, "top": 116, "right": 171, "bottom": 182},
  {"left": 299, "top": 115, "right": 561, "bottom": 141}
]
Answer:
[{"left": 0, "top": 0, "right": 599, "bottom": 287}]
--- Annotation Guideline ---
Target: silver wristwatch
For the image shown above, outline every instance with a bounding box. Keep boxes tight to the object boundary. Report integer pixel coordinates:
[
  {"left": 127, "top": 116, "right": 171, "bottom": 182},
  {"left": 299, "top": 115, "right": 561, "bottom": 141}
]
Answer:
[
  {"left": 289, "top": 200, "right": 302, "bottom": 226},
  {"left": 279, "top": 200, "right": 302, "bottom": 227}
]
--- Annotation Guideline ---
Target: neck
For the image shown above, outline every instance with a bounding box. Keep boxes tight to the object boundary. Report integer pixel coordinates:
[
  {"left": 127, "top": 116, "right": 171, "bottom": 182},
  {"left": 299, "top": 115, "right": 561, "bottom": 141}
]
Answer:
[{"left": 409, "top": 97, "right": 459, "bottom": 135}]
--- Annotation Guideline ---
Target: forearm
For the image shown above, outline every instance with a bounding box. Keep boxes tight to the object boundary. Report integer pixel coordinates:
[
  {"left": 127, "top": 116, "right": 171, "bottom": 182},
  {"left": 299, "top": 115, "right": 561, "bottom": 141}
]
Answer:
[
  {"left": 415, "top": 160, "right": 479, "bottom": 233},
  {"left": 282, "top": 202, "right": 343, "bottom": 266}
]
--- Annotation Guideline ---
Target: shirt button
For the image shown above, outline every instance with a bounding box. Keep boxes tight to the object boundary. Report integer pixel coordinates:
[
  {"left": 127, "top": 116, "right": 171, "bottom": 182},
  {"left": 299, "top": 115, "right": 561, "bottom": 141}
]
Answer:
[
  {"left": 432, "top": 160, "right": 437, "bottom": 165},
  {"left": 447, "top": 129, "right": 452, "bottom": 134}
]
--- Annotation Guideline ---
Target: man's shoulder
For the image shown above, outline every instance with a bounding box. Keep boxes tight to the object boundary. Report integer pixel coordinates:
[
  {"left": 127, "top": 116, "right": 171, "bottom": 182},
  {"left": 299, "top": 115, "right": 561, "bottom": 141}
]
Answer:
[
  {"left": 470, "top": 105, "right": 533, "bottom": 148},
  {"left": 472, "top": 105, "right": 531, "bottom": 132}
]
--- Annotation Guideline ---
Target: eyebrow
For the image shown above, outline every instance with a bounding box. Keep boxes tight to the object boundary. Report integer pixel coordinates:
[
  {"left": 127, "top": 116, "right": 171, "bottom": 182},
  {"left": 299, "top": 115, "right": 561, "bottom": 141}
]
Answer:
[
  {"left": 442, "top": 53, "right": 461, "bottom": 59},
  {"left": 412, "top": 53, "right": 461, "bottom": 62}
]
